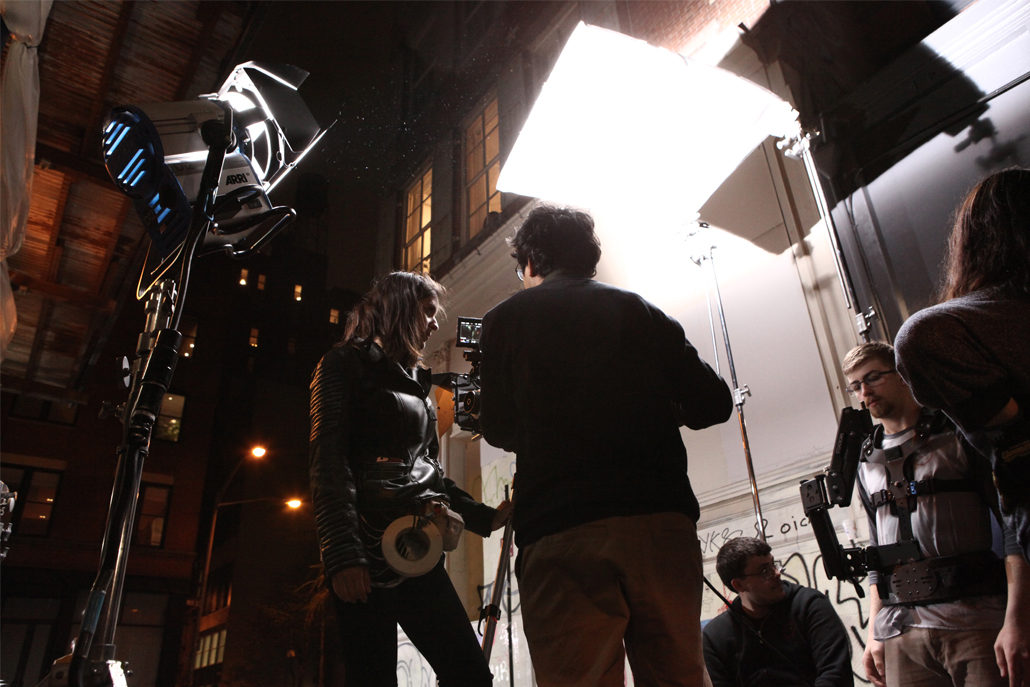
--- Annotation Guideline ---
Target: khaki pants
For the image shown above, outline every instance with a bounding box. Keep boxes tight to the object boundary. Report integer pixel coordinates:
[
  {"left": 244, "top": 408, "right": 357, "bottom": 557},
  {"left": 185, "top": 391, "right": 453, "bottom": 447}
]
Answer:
[
  {"left": 517, "top": 512, "right": 713, "bottom": 687},
  {"left": 885, "top": 627, "right": 1005, "bottom": 687}
]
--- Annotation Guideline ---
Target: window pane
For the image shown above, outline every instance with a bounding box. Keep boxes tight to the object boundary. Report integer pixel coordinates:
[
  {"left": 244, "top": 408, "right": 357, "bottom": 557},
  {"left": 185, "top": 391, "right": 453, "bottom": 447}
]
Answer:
[
  {"left": 469, "top": 143, "right": 484, "bottom": 177},
  {"left": 470, "top": 175, "right": 487, "bottom": 211},
  {"left": 422, "top": 195, "right": 431, "bottom": 228},
  {"left": 161, "top": 394, "right": 185, "bottom": 419},
  {"left": 466, "top": 119, "right": 484, "bottom": 149},
  {"left": 485, "top": 98, "right": 498, "bottom": 127},
  {"left": 470, "top": 206, "right": 487, "bottom": 239},
  {"left": 47, "top": 402, "right": 77, "bottom": 425},
  {"left": 19, "top": 502, "right": 53, "bottom": 535},
  {"left": 141, "top": 486, "right": 169, "bottom": 516},
  {"left": 406, "top": 210, "right": 420, "bottom": 242},
  {"left": 28, "top": 472, "right": 60, "bottom": 503},
  {"left": 488, "top": 162, "right": 500, "bottom": 196},
  {"left": 406, "top": 241, "right": 420, "bottom": 271},
  {"left": 407, "top": 183, "right": 419, "bottom": 215},
  {"left": 423, "top": 170, "right": 432, "bottom": 199},
  {"left": 422, "top": 229, "right": 431, "bottom": 263},
  {"left": 485, "top": 128, "right": 499, "bottom": 164},
  {"left": 154, "top": 417, "right": 181, "bottom": 442}
]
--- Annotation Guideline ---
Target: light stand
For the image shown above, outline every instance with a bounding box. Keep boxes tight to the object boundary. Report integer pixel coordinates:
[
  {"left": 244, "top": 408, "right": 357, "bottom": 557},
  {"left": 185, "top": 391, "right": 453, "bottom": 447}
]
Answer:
[
  {"left": 690, "top": 227, "right": 767, "bottom": 541},
  {"left": 47, "top": 62, "right": 324, "bottom": 687}
]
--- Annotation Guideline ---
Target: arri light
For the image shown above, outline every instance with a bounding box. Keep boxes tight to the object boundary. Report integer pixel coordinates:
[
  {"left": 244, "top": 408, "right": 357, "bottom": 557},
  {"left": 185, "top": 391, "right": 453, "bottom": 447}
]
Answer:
[{"left": 101, "top": 62, "right": 328, "bottom": 298}]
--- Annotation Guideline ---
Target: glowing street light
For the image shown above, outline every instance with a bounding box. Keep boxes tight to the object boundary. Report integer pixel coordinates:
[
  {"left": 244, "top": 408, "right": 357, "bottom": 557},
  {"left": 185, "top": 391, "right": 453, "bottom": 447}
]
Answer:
[
  {"left": 251, "top": 446, "right": 266, "bottom": 458},
  {"left": 286, "top": 499, "right": 302, "bottom": 509}
]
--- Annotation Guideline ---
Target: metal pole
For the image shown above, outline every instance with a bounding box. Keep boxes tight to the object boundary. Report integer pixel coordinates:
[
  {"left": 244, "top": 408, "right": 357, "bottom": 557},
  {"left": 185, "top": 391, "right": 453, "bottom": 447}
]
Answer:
[{"left": 705, "top": 246, "right": 767, "bottom": 541}]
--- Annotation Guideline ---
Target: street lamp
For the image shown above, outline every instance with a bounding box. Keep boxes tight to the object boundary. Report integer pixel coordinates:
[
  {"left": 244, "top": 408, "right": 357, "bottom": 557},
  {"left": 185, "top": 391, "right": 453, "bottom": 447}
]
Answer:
[{"left": 187, "top": 444, "right": 301, "bottom": 686}]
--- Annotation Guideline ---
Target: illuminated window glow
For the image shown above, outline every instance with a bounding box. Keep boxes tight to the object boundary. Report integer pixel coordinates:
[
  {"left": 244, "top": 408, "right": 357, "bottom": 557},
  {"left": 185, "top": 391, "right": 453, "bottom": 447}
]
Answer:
[
  {"left": 294, "top": 285, "right": 302, "bottom": 301},
  {"left": 249, "top": 328, "right": 259, "bottom": 347},
  {"left": 466, "top": 96, "right": 501, "bottom": 239},
  {"left": 404, "top": 168, "right": 432, "bottom": 274},
  {"left": 239, "top": 268, "right": 248, "bottom": 286},
  {"left": 329, "top": 309, "right": 339, "bottom": 324}
]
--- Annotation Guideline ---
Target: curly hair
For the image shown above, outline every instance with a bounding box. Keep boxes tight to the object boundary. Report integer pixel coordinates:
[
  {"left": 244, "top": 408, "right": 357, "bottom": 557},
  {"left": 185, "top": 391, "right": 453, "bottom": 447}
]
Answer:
[
  {"left": 341, "top": 271, "right": 445, "bottom": 368},
  {"left": 942, "top": 167, "right": 1030, "bottom": 301},
  {"left": 716, "top": 537, "right": 771, "bottom": 588},
  {"left": 508, "top": 205, "right": 601, "bottom": 278}
]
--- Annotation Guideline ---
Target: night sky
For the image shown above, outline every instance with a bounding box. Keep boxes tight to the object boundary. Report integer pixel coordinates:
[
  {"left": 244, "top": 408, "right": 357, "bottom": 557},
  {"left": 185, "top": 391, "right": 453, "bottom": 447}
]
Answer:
[{"left": 240, "top": 2, "right": 404, "bottom": 295}]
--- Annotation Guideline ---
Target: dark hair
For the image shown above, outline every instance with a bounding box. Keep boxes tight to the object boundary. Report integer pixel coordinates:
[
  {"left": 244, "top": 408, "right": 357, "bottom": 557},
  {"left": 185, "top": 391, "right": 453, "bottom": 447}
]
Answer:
[
  {"left": 842, "top": 342, "right": 895, "bottom": 377},
  {"left": 508, "top": 205, "right": 601, "bottom": 278},
  {"left": 716, "top": 537, "right": 771, "bottom": 588},
  {"left": 942, "top": 167, "right": 1030, "bottom": 301},
  {"left": 341, "top": 271, "right": 445, "bottom": 368}
]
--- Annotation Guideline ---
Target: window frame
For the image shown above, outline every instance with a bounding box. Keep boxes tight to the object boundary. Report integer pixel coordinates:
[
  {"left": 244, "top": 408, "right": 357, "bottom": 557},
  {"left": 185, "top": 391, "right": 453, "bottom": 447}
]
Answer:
[
  {"left": 463, "top": 92, "right": 502, "bottom": 243},
  {"left": 153, "top": 393, "right": 186, "bottom": 443},
  {"left": 0, "top": 465, "right": 63, "bottom": 537},
  {"left": 402, "top": 164, "right": 434, "bottom": 274},
  {"left": 134, "top": 482, "right": 172, "bottom": 548}
]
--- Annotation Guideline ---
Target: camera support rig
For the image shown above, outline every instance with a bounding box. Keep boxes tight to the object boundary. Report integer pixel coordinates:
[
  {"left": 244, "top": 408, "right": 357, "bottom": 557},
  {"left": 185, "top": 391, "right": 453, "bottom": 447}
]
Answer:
[
  {"left": 799, "top": 406, "right": 922, "bottom": 598},
  {"left": 432, "top": 317, "right": 484, "bottom": 437}
]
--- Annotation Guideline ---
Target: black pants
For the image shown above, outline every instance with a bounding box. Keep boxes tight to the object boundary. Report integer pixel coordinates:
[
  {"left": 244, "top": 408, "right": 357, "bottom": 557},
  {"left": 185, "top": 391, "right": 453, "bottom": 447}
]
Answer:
[{"left": 331, "top": 557, "right": 493, "bottom": 687}]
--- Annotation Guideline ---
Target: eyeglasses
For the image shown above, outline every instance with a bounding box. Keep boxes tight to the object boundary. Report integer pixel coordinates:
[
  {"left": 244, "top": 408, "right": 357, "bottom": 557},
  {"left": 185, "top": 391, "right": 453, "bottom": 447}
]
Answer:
[
  {"left": 845, "top": 369, "right": 897, "bottom": 395},
  {"left": 739, "top": 562, "right": 784, "bottom": 580},
  {"left": 515, "top": 265, "right": 525, "bottom": 282}
]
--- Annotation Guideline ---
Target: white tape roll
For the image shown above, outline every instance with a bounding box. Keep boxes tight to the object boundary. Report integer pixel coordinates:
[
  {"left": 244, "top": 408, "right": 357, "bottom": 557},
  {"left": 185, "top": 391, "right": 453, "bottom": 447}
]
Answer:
[{"left": 382, "top": 517, "right": 443, "bottom": 578}]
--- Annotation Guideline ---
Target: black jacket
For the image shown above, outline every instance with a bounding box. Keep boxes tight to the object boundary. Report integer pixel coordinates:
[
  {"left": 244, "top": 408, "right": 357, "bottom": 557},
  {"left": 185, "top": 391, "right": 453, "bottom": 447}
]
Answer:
[
  {"left": 308, "top": 341, "right": 496, "bottom": 586},
  {"left": 703, "top": 582, "right": 854, "bottom": 687},
  {"left": 478, "top": 275, "right": 732, "bottom": 548}
]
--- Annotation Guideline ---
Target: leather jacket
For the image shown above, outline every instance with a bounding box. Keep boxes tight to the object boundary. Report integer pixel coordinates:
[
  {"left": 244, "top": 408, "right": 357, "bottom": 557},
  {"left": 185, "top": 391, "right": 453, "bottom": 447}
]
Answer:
[{"left": 309, "top": 340, "right": 495, "bottom": 586}]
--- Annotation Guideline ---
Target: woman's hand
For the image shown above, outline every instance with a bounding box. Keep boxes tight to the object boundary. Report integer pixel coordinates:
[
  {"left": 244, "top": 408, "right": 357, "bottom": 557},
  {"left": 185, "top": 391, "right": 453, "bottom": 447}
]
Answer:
[
  {"left": 492, "top": 500, "right": 513, "bottom": 531},
  {"left": 332, "top": 566, "right": 371, "bottom": 603}
]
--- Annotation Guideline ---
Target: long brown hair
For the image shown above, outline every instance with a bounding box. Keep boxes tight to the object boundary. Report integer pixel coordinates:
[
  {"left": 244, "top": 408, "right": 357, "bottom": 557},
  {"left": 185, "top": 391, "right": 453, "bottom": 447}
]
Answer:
[
  {"left": 942, "top": 167, "right": 1030, "bottom": 301},
  {"left": 341, "top": 271, "right": 445, "bottom": 368}
]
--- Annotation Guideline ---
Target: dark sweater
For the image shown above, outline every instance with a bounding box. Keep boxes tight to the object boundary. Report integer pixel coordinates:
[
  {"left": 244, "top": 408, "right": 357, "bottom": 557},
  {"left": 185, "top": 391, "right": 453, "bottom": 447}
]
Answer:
[
  {"left": 703, "top": 582, "right": 854, "bottom": 687},
  {"left": 478, "top": 275, "right": 732, "bottom": 548},
  {"left": 895, "top": 289, "right": 1030, "bottom": 433}
]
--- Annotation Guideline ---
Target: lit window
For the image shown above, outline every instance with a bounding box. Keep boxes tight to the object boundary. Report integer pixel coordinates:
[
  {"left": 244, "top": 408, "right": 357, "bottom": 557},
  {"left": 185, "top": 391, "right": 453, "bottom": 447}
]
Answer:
[
  {"left": 0, "top": 465, "right": 62, "bottom": 537},
  {"left": 294, "top": 285, "right": 302, "bottom": 301},
  {"left": 135, "top": 484, "right": 170, "bottom": 547},
  {"left": 403, "top": 167, "right": 432, "bottom": 274},
  {"left": 329, "top": 309, "right": 339, "bottom": 324},
  {"left": 466, "top": 96, "right": 501, "bottom": 239},
  {"left": 179, "top": 317, "right": 198, "bottom": 359},
  {"left": 257, "top": 274, "right": 265, "bottom": 291},
  {"left": 194, "top": 628, "right": 228, "bottom": 669},
  {"left": 154, "top": 394, "right": 185, "bottom": 442},
  {"left": 249, "top": 328, "right": 259, "bottom": 347},
  {"left": 239, "top": 269, "right": 248, "bottom": 286}
]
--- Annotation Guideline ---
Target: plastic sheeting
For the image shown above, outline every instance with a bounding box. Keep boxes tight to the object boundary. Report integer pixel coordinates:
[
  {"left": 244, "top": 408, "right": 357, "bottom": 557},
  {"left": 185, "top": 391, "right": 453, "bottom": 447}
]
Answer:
[{"left": 0, "top": 0, "right": 54, "bottom": 361}]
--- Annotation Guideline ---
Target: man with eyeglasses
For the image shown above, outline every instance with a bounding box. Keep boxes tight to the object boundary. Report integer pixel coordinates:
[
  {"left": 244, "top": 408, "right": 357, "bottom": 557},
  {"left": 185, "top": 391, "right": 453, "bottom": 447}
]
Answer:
[
  {"left": 842, "top": 342, "right": 1029, "bottom": 687},
  {"left": 703, "top": 537, "right": 853, "bottom": 687},
  {"left": 478, "top": 205, "right": 733, "bottom": 687}
]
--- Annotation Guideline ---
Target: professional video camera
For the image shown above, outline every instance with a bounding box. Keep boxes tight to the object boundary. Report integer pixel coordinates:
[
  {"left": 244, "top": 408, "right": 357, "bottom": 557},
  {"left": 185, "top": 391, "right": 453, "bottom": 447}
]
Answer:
[{"left": 432, "top": 317, "right": 483, "bottom": 436}]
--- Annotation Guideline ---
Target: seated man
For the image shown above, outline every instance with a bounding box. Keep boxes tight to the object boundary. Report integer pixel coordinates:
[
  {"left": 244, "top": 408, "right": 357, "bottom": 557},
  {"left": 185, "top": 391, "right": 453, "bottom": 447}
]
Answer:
[
  {"left": 843, "top": 342, "right": 1029, "bottom": 687},
  {"left": 703, "top": 537, "right": 854, "bottom": 687}
]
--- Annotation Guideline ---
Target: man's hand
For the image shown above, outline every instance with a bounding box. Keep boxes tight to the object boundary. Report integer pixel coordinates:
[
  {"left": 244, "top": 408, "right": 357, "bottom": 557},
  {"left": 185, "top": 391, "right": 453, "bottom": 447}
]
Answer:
[
  {"left": 863, "top": 640, "right": 886, "bottom": 687},
  {"left": 997, "top": 554, "right": 1030, "bottom": 687},
  {"left": 331, "top": 566, "right": 371, "bottom": 603},
  {"left": 492, "top": 500, "right": 513, "bottom": 531}
]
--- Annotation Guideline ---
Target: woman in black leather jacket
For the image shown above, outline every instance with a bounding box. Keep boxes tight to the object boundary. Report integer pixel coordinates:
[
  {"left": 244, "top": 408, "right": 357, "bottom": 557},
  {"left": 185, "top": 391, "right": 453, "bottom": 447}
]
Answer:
[{"left": 309, "top": 271, "right": 508, "bottom": 686}]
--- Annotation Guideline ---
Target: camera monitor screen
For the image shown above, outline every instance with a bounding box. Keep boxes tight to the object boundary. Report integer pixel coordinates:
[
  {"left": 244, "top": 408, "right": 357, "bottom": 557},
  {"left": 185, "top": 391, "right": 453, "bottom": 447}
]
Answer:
[{"left": 457, "top": 317, "right": 482, "bottom": 348}]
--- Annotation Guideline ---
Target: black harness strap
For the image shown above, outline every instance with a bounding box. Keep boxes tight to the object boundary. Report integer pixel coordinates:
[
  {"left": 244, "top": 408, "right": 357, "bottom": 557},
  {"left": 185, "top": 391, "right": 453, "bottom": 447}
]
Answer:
[{"left": 869, "top": 477, "right": 980, "bottom": 508}]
